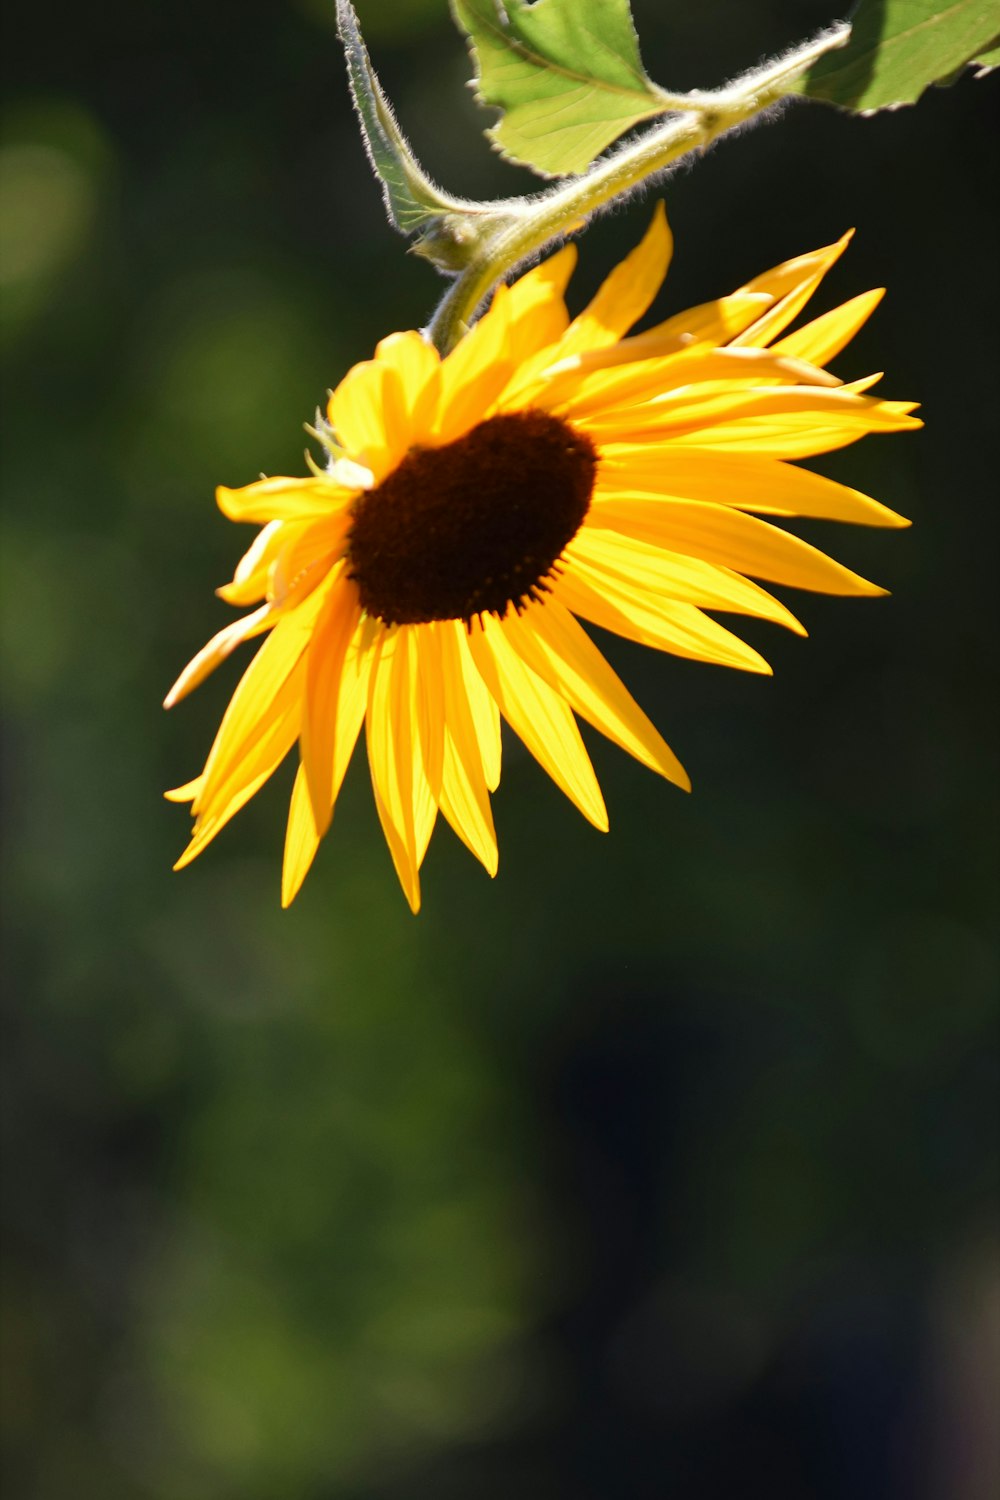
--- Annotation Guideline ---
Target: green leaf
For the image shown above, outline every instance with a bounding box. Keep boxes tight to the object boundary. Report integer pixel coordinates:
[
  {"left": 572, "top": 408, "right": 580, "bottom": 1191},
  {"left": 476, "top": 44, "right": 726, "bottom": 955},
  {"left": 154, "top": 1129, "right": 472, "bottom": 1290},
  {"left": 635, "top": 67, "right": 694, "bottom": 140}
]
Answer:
[
  {"left": 799, "top": 0, "right": 1000, "bottom": 111},
  {"left": 336, "top": 0, "right": 458, "bottom": 234},
  {"left": 450, "top": 0, "right": 672, "bottom": 177}
]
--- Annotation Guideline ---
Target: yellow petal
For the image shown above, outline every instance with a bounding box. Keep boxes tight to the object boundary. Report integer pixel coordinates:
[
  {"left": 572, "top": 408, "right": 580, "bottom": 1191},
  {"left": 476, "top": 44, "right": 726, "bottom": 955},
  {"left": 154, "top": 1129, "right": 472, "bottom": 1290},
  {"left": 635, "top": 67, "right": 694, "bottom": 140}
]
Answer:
[
  {"left": 328, "top": 359, "right": 405, "bottom": 478},
  {"left": 301, "top": 578, "right": 363, "bottom": 835},
  {"left": 266, "top": 512, "right": 349, "bottom": 606},
  {"left": 174, "top": 659, "right": 306, "bottom": 868},
  {"left": 374, "top": 329, "right": 441, "bottom": 444},
  {"left": 468, "top": 616, "right": 608, "bottom": 830},
  {"left": 163, "top": 603, "right": 273, "bottom": 709},
  {"left": 403, "top": 626, "right": 439, "bottom": 866},
  {"left": 553, "top": 203, "right": 672, "bottom": 362},
  {"left": 436, "top": 622, "right": 498, "bottom": 874},
  {"left": 448, "top": 620, "right": 502, "bottom": 791},
  {"left": 541, "top": 344, "right": 839, "bottom": 422},
  {"left": 410, "top": 624, "right": 442, "bottom": 796},
  {"left": 217, "top": 476, "right": 349, "bottom": 524},
  {"left": 217, "top": 519, "right": 290, "bottom": 606},
  {"left": 508, "top": 243, "right": 577, "bottom": 308},
  {"left": 596, "top": 448, "right": 910, "bottom": 527},
  {"left": 282, "top": 762, "right": 322, "bottom": 908},
  {"left": 504, "top": 598, "right": 690, "bottom": 789},
  {"left": 435, "top": 285, "right": 515, "bottom": 445},
  {"left": 185, "top": 675, "right": 303, "bottom": 839},
  {"left": 170, "top": 528, "right": 351, "bottom": 712},
  {"left": 217, "top": 511, "right": 345, "bottom": 609},
  {"left": 842, "top": 373, "right": 885, "bottom": 396},
  {"left": 174, "top": 767, "right": 280, "bottom": 870},
  {"left": 191, "top": 583, "right": 329, "bottom": 817},
  {"left": 366, "top": 633, "right": 416, "bottom": 909},
  {"left": 588, "top": 496, "right": 884, "bottom": 595},
  {"left": 164, "top": 777, "right": 202, "bottom": 804},
  {"left": 774, "top": 288, "right": 885, "bottom": 367},
  {"left": 668, "top": 410, "right": 921, "bottom": 459},
  {"left": 503, "top": 244, "right": 575, "bottom": 358},
  {"left": 579, "top": 383, "right": 918, "bottom": 443},
  {"left": 731, "top": 231, "right": 854, "bottom": 348},
  {"left": 191, "top": 683, "right": 303, "bottom": 829},
  {"left": 365, "top": 629, "right": 430, "bottom": 913},
  {"left": 301, "top": 613, "right": 378, "bottom": 860},
  {"left": 553, "top": 567, "right": 772, "bottom": 674},
  {"left": 491, "top": 246, "right": 577, "bottom": 406},
  {"left": 336, "top": 615, "right": 380, "bottom": 766},
  {"left": 567, "top": 528, "right": 806, "bottom": 632},
  {"left": 438, "top": 747, "right": 498, "bottom": 877},
  {"left": 615, "top": 290, "right": 774, "bottom": 361}
]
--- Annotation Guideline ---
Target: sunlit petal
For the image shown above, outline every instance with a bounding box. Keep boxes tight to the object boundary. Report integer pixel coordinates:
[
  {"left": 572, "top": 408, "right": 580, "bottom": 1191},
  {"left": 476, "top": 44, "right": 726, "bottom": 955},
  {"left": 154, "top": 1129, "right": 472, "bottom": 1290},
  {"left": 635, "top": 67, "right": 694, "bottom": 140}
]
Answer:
[
  {"left": 468, "top": 615, "right": 608, "bottom": 831},
  {"left": 504, "top": 598, "right": 690, "bottom": 789}
]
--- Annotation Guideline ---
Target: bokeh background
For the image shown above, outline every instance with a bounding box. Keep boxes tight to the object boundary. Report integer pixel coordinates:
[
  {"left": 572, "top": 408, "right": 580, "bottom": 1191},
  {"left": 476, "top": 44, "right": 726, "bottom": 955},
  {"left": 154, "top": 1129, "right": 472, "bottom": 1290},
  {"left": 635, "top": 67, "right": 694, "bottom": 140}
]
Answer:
[{"left": 2, "top": 0, "right": 998, "bottom": 1495}]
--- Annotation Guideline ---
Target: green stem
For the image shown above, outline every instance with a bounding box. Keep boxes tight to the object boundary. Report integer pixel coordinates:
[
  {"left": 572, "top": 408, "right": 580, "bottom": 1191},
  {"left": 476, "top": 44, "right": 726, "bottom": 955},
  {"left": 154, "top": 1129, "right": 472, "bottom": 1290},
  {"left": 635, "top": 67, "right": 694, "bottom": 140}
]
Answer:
[{"left": 425, "top": 24, "right": 849, "bottom": 354}]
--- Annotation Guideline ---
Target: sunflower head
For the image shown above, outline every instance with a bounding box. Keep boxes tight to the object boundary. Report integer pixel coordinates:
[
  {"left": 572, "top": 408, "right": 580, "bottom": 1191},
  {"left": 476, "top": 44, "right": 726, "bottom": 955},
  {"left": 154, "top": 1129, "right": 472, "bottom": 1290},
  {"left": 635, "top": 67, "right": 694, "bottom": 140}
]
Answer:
[{"left": 165, "top": 206, "right": 919, "bottom": 911}]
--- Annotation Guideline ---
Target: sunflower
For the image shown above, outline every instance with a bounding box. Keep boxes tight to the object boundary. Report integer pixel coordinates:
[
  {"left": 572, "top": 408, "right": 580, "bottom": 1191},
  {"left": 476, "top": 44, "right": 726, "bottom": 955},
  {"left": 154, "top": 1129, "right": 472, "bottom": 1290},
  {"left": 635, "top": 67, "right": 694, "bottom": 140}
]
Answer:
[{"left": 165, "top": 206, "right": 919, "bottom": 910}]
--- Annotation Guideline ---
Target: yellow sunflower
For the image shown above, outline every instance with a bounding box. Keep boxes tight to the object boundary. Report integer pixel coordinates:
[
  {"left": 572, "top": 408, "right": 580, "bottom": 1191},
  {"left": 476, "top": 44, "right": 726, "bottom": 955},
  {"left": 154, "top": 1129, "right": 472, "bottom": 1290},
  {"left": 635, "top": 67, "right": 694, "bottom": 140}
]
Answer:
[{"left": 165, "top": 206, "right": 919, "bottom": 910}]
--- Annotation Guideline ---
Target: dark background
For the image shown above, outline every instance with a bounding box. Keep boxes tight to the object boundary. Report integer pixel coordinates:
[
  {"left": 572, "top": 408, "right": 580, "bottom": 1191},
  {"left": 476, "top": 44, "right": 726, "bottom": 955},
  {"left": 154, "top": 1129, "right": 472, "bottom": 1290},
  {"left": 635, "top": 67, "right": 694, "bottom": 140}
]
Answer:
[{"left": 2, "top": 1, "right": 998, "bottom": 1495}]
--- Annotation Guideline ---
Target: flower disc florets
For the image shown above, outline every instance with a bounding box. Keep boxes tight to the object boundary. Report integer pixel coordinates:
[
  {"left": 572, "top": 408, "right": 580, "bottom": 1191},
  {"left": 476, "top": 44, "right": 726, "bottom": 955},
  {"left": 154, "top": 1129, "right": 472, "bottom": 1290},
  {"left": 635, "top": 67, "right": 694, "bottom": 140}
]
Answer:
[{"left": 346, "top": 410, "right": 597, "bottom": 626}]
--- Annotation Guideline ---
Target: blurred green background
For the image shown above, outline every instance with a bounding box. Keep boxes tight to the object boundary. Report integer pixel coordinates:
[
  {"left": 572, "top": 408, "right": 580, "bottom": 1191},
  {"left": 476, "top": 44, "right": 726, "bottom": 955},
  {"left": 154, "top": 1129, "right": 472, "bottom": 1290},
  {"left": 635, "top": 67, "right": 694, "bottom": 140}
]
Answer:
[{"left": 2, "top": 1, "right": 998, "bottom": 1495}]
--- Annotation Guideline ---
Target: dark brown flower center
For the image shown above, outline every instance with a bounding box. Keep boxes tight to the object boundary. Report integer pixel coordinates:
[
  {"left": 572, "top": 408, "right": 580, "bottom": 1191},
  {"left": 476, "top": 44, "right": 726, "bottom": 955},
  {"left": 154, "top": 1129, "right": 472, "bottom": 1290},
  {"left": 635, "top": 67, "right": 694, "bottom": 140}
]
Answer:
[{"left": 347, "top": 410, "right": 597, "bottom": 626}]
